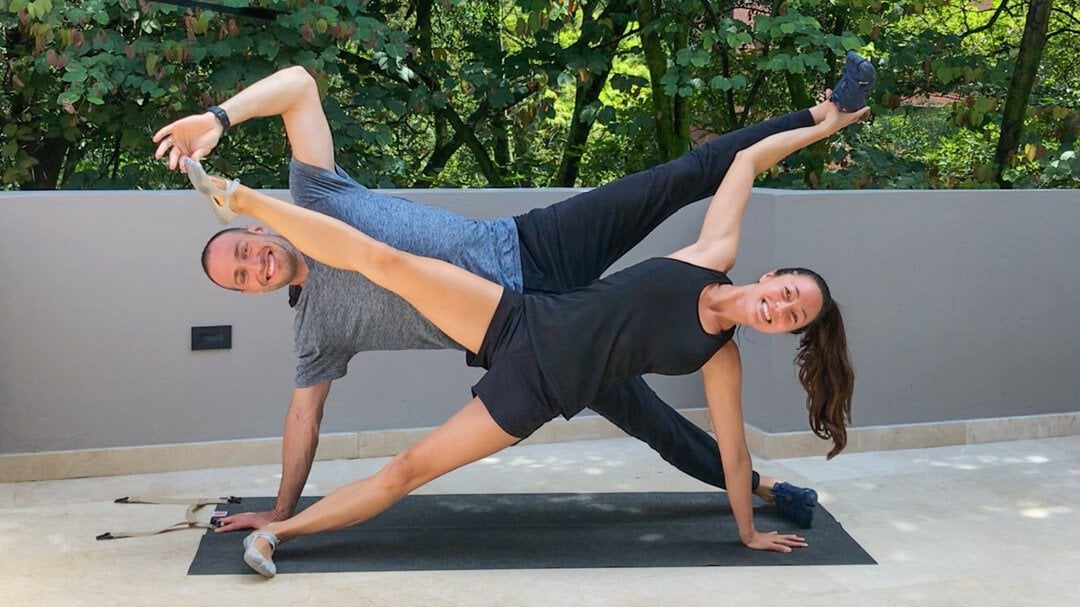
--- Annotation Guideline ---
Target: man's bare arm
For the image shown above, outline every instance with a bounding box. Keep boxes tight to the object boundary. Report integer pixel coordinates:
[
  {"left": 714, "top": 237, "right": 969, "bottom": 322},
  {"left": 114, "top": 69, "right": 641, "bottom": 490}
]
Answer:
[
  {"left": 153, "top": 65, "right": 334, "bottom": 172},
  {"left": 214, "top": 381, "right": 332, "bottom": 533}
]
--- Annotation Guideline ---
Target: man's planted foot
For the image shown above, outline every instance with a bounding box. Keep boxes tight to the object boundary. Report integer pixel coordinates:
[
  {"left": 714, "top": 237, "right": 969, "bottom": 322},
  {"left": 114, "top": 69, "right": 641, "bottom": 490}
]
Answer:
[{"left": 772, "top": 481, "right": 818, "bottom": 529}]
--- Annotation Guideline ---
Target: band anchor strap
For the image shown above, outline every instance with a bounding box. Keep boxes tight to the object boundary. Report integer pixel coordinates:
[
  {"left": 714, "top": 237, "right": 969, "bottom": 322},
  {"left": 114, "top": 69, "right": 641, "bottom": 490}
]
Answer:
[{"left": 96, "top": 495, "right": 241, "bottom": 540}]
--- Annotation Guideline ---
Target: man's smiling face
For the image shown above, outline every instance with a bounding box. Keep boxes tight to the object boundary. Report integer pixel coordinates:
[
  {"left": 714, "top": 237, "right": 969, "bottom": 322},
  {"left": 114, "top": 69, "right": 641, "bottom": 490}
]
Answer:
[{"left": 203, "top": 226, "right": 303, "bottom": 293}]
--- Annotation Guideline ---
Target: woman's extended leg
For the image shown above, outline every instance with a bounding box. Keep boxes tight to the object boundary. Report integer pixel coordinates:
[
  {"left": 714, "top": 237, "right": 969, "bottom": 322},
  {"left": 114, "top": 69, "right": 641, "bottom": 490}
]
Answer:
[
  {"left": 246, "top": 397, "right": 519, "bottom": 575},
  {"left": 228, "top": 186, "right": 503, "bottom": 354}
]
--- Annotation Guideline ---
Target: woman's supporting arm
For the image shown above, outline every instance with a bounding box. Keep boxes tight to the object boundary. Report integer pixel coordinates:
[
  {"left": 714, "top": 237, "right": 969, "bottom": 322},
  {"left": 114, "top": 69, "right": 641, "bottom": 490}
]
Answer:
[{"left": 702, "top": 341, "right": 808, "bottom": 552}]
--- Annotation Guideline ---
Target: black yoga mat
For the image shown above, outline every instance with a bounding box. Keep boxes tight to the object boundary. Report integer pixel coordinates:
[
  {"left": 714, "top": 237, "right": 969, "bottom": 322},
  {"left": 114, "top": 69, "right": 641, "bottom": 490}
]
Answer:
[{"left": 188, "top": 492, "right": 875, "bottom": 574}]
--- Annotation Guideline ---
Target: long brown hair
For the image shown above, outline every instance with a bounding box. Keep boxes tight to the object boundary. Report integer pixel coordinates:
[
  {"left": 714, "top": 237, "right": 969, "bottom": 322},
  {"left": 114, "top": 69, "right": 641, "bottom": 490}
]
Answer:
[{"left": 775, "top": 268, "right": 854, "bottom": 459}]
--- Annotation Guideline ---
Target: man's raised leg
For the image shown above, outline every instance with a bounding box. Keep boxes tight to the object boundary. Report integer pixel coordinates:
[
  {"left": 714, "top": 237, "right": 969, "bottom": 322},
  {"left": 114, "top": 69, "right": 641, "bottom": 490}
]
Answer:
[
  {"left": 589, "top": 376, "right": 819, "bottom": 527},
  {"left": 517, "top": 108, "right": 820, "bottom": 294},
  {"left": 588, "top": 377, "right": 757, "bottom": 490}
]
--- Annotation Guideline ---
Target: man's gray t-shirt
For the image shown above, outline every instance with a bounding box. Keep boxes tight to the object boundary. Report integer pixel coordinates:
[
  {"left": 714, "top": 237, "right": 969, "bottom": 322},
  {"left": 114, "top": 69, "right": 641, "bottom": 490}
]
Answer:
[{"left": 289, "top": 159, "right": 522, "bottom": 387}]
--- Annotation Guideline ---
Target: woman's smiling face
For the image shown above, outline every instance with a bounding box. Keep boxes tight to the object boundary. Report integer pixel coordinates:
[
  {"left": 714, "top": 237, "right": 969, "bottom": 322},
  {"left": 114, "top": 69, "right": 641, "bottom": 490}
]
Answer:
[{"left": 742, "top": 271, "right": 824, "bottom": 334}]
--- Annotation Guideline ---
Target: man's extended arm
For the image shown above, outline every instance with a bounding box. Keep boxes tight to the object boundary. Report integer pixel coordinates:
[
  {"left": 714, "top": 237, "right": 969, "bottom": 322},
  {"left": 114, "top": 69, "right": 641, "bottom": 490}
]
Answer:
[
  {"left": 214, "top": 381, "right": 332, "bottom": 533},
  {"left": 153, "top": 65, "right": 334, "bottom": 172}
]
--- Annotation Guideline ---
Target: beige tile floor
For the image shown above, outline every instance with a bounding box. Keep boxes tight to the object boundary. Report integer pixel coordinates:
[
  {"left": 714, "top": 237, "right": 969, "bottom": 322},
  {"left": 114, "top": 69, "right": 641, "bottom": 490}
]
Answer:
[{"left": 2, "top": 434, "right": 1078, "bottom": 607}]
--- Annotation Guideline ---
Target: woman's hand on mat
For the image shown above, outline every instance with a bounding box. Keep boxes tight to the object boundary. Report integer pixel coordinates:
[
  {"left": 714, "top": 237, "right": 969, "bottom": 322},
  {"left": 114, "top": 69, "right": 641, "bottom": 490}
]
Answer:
[
  {"left": 213, "top": 510, "right": 281, "bottom": 534},
  {"left": 153, "top": 112, "right": 223, "bottom": 172},
  {"left": 743, "top": 530, "right": 808, "bottom": 553}
]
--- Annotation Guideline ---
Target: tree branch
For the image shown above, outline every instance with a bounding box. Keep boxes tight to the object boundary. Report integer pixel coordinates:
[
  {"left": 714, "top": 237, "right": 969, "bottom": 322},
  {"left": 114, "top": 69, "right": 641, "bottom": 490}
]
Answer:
[
  {"left": 1052, "top": 6, "right": 1080, "bottom": 27},
  {"left": 1047, "top": 27, "right": 1080, "bottom": 39},
  {"left": 437, "top": 106, "right": 505, "bottom": 184},
  {"left": 416, "top": 128, "right": 466, "bottom": 187},
  {"left": 960, "top": 0, "right": 1010, "bottom": 40},
  {"left": 699, "top": 0, "right": 738, "bottom": 127},
  {"left": 338, "top": 48, "right": 515, "bottom": 184},
  {"left": 109, "top": 130, "right": 123, "bottom": 184}
]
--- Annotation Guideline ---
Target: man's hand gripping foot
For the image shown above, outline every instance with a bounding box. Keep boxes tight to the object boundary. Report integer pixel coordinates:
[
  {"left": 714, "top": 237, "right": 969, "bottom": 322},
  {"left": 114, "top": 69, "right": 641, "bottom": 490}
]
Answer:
[{"left": 183, "top": 156, "right": 240, "bottom": 225}]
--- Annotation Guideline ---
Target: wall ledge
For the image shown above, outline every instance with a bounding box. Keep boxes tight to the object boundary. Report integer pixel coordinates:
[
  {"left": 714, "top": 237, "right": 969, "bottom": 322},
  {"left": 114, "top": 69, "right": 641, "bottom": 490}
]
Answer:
[{"left": 2, "top": 409, "right": 1077, "bottom": 482}]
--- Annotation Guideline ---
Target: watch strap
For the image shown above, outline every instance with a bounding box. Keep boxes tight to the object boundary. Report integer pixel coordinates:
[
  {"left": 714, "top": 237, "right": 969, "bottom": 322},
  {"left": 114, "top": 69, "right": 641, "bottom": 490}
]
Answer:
[{"left": 206, "top": 105, "right": 231, "bottom": 133}]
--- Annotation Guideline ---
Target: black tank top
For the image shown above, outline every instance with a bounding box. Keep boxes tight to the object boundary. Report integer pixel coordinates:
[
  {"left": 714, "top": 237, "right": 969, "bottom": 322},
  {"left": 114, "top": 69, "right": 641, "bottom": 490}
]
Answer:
[{"left": 524, "top": 257, "right": 735, "bottom": 415}]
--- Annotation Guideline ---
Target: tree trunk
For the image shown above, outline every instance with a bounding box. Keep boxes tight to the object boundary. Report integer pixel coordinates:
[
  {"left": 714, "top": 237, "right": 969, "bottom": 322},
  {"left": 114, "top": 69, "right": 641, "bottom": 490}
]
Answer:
[
  {"left": 6, "top": 24, "right": 69, "bottom": 189},
  {"left": 778, "top": 1, "right": 824, "bottom": 186},
  {"left": 486, "top": 4, "right": 514, "bottom": 182},
  {"left": 412, "top": 0, "right": 444, "bottom": 188},
  {"left": 638, "top": 0, "right": 690, "bottom": 161},
  {"left": 551, "top": 3, "right": 631, "bottom": 186},
  {"left": 552, "top": 73, "right": 609, "bottom": 186},
  {"left": 994, "top": 0, "right": 1052, "bottom": 187},
  {"left": 699, "top": 0, "right": 737, "bottom": 131},
  {"left": 493, "top": 112, "right": 513, "bottom": 182},
  {"left": 19, "top": 136, "right": 69, "bottom": 189}
]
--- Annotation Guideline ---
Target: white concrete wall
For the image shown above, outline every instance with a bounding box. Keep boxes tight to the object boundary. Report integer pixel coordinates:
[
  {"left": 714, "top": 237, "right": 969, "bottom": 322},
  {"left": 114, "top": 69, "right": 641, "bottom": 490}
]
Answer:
[
  {"left": 737, "top": 188, "right": 1080, "bottom": 432},
  {"left": 0, "top": 188, "right": 708, "bottom": 454},
  {"left": 2, "top": 188, "right": 1078, "bottom": 454}
]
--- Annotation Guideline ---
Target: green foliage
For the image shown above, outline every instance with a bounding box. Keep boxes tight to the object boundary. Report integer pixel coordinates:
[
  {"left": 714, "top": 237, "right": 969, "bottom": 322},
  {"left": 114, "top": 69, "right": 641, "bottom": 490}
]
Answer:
[
  {"left": 0, "top": 0, "right": 1076, "bottom": 191},
  {"left": 1039, "top": 150, "right": 1080, "bottom": 188}
]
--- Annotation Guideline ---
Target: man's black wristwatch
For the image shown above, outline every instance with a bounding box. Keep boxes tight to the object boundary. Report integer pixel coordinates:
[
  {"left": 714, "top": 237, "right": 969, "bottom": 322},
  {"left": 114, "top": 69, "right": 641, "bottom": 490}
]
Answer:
[{"left": 206, "top": 105, "right": 231, "bottom": 133}]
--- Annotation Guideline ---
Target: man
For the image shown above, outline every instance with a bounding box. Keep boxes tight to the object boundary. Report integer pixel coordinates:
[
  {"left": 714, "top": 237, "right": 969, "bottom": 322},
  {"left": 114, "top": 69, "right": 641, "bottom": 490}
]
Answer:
[{"left": 155, "top": 66, "right": 840, "bottom": 532}]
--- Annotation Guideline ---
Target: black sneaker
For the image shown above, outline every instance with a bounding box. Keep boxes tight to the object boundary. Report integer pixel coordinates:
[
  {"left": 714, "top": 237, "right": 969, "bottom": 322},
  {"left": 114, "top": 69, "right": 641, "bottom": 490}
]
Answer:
[
  {"left": 829, "top": 51, "right": 876, "bottom": 112},
  {"left": 772, "top": 481, "right": 818, "bottom": 528}
]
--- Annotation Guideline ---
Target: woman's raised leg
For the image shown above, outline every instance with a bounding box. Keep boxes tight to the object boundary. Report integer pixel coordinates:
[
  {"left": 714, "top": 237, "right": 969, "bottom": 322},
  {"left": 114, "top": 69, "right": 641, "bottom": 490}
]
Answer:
[
  {"left": 228, "top": 186, "right": 503, "bottom": 354},
  {"left": 246, "top": 397, "right": 519, "bottom": 575}
]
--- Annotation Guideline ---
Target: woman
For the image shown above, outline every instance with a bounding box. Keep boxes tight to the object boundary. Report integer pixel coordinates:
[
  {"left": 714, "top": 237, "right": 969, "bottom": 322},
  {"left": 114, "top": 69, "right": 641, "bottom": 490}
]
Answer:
[{"left": 189, "top": 80, "right": 870, "bottom": 578}]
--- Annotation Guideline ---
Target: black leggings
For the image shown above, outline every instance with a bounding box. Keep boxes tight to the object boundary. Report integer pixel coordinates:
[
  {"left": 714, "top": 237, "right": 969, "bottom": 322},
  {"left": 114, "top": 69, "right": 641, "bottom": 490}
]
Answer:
[{"left": 514, "top": 109, "right": 815, "bottom": 490}]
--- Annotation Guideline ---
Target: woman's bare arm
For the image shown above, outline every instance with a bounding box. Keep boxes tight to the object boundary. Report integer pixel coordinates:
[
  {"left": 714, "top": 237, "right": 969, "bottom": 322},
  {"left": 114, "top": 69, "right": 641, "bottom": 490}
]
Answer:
[
  {"left": 669, "top": 104, "right": 869, "bottom": 272},
  {"left": 701, "top": 341, "right": 809, "bottom": 552}
]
